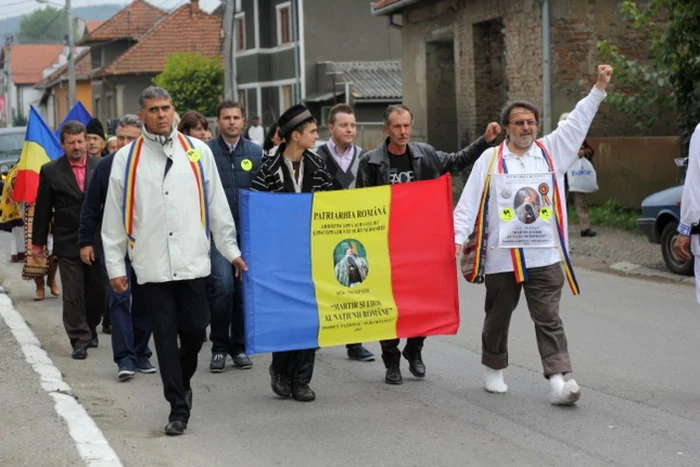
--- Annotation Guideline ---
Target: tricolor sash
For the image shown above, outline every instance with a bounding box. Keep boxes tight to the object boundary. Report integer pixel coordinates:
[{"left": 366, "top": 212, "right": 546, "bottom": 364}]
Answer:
[
  {"left": 463, "top": 142, "right": 580, "bottom": 295},
  {"left": 460, "top": 146, "right": 499, "bottom": 283},
  {"left": 122, "top": 133, "right": 210, "bottom": 248}
]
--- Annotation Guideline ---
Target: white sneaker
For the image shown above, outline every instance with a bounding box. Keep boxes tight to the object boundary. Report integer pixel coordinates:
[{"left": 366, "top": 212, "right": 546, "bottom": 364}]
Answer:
[
  {"left": 550, "top": 379, "right": 581, "bottom": 405},
  {"left": 483, "top": 368, "right": 508, "bottom": 394}
]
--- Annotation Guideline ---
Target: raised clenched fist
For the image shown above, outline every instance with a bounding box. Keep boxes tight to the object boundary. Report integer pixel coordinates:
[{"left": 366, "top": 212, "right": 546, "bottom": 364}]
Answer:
[{"left": 595, "top": 64, "right": 613, "bottom": 91}]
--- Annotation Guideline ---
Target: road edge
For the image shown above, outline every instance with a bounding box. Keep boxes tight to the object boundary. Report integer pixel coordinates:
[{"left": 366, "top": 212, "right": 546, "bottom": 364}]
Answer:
[{"left": 0, "top": 292, "right": 123, "bottom": 467}]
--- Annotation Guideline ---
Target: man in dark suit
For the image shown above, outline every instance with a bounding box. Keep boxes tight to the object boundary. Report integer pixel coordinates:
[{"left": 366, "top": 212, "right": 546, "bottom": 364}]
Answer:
[{"left": 32, "top": 120, "right": 106, "bottom": 360}]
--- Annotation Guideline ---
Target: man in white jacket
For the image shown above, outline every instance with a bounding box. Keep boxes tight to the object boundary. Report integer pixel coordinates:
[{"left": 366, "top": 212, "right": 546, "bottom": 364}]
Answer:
[
  {"left": 453, "top": 65, "right": 612, "bottom": 405},
  {"left": 102, "top": 86, "right": 247, "bottom": 436},
  {"left": 673, "top": 123, "right": 700, "bottom": 303}
]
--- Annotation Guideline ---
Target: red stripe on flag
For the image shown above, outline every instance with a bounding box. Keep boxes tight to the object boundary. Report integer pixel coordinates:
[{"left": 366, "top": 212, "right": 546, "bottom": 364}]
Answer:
[
  {"left": 12, "top": 170, "right": 41, "bottom": 205},
  {"left": 388, "top": 174, "right": 460, "bottom": 339}
]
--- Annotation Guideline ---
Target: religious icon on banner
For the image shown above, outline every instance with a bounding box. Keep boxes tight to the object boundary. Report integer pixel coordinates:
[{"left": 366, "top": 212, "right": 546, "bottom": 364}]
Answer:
[{"left": 493, "top": 173, "right": 555, "bottom": 248}]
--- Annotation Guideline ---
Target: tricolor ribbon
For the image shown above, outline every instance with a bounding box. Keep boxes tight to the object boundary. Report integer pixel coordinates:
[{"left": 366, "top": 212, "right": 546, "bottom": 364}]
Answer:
[
  {"left": 497, "top": 144, "right": 528, "bottom": 283},
  {"left": 122, "top": 133, "right": 209, "bottom": 249},
  {"left": 534, "top": 140, "right": 580, "bottom": 295}
]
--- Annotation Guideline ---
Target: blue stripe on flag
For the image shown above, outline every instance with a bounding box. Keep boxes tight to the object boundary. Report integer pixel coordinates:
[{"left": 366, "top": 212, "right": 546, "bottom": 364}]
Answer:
[{"left": 240, "top": 189, "right": 319, "bottom": 354}]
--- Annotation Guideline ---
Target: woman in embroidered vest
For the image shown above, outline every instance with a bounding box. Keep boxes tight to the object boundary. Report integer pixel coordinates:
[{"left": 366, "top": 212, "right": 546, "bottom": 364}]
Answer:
[
  {"left": 251, "top": 104, "right": 333, "bottom": 402},
  {"left": 453, "top": 64, "right": 613, "bottom": 406}
]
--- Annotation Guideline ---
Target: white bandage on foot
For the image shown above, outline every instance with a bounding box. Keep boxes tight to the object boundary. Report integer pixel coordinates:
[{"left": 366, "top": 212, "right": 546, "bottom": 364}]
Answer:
[
  {"left": 483, "top": 368, "right": 508, "bottom": 394},
  {"left": 549, "top": 375, "right": 581, "bottom": 405}
]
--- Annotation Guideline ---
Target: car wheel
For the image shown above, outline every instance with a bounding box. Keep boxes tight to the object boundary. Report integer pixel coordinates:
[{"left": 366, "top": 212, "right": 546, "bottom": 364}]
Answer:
[{"left": 660, "top": 221, "right": 694, "bottom": 275}]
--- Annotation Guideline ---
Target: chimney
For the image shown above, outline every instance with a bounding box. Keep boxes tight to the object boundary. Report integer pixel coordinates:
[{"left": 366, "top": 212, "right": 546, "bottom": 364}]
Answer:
[{"left": 190, "top": 0, "right": 201, "bottom": 16}]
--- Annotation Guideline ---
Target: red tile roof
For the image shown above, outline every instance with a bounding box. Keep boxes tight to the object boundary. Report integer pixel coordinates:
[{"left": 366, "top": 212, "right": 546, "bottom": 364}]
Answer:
[
  {"left": 36, "top": 49, "right": 92, "bottom": 88},
  {"left": 5, "top": 44, "right": 64, "bottom": 85},
  {"left": 85, "top": 20, "right": 105, "bottom": 34},
  {"left": 98, "top": 3, "right": 222, "bottom": 77},
  {"left": 79, "top": 0, "right": 167, "bottom": 44}
]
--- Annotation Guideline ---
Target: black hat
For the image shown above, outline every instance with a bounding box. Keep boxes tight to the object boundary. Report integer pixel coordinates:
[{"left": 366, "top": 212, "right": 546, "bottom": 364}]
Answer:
[
  {"left": 277, "top": 104, "right": 314, "bottom": 138},
  {"left": 86, "top": 118, "right": 106, "bottom": 140}
]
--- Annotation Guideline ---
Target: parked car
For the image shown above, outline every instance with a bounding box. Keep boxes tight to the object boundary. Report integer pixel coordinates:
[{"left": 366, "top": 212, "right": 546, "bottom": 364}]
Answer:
[
  {"left": 0, "top": 127, "right": 26, "bottom": 192},
  {"left": 637, "top": 157, "right": 693, "bottom": 275}
]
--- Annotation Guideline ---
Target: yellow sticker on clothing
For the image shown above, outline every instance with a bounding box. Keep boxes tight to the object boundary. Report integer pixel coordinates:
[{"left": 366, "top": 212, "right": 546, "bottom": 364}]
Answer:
[
  {"left": 241, "top": 158, "right": 253, "bottom": 171},
  {"left": 187, "top": 149, "right": 201, "bottom": 162}
]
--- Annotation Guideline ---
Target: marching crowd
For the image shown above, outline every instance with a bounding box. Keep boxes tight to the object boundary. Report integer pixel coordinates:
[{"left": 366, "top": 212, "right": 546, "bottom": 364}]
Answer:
[{"left": 0, "top": 64, "right": 615, "bottom": 436}]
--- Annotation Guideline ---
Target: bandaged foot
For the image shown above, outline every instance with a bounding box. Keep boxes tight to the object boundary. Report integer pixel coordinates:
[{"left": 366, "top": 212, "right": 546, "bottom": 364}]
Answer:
[
  {"left": 484, "top": 368, "right": 508, "bottom": 394},
  {"left": 549, "top": 373, "right": 581, "bottom": 405}
]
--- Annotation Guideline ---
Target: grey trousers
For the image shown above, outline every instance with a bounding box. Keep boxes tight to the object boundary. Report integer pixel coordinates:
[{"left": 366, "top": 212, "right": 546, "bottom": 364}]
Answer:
[{"left": 482, "top": 263, "right": 572, "bottom": 378}]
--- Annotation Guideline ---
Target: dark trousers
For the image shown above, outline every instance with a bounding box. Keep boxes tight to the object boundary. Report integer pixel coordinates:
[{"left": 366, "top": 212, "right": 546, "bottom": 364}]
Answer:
[
  {"left": 141, "top": 278, "right": 208, "bottom": 423},
  {"left": 208, "top": 246, "right": 245, "bottom": 355},
  {"left": 57, "top": 256, "right": 105, "bottom": 349},
  {"left": 482, "top": 263, "right": 572, "bottom": 377},
  {"left": 271, "top": 349, "right": 316, "bottom": 384},
  {"left": 380, "top": 337, "right": 425, "bottom": 367},
  {"left": 99, "top": 255, "right": 152, "bottom": 366}
]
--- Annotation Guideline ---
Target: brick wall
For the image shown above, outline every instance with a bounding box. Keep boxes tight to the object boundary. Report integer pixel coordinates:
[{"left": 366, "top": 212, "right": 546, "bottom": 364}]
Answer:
[{"left": 400, "top": 0, "right": 674, "bottom": 148}]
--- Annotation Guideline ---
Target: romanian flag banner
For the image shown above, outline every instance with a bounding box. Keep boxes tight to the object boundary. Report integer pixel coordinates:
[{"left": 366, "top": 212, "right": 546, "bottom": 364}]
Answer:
[
  {"left": 55, "top": 101, "right": 92, "bottom": 140},
  {"left": 12, "top": 106, "right": 63, "bottom": 204},
  {"left": 239, "top": 174, "right": 460, "bottom": 354}
]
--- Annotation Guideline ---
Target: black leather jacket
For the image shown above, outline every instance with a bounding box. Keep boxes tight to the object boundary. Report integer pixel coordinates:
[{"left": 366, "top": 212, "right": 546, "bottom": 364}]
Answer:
[{"left": 356, "top": 136, "right": 492, "bottom": 188}]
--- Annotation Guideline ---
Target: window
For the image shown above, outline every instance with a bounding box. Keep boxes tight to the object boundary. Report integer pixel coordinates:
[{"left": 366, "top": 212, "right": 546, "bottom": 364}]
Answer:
[
  {"left": 276, "top": 2, "right": 292, "bottom": 45},
  {"left": 235, "top": 12, "right": 246, "bottom": 51},
  {"left": 238, "top": 90, "right": 247, "bottom": 112},
  {"left": 280, "top": 85, "right": 293, "bottom": 113},
  {"left": 94, "top": 97, "right": 101, "bottom": 120},
  {"left": 106, "top": 94, "right": 114, "bottom": 119}
]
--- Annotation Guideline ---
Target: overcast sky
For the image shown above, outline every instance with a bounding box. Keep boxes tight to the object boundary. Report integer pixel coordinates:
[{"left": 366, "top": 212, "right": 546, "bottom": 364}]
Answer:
[{"left": 0, "top": 0, "right": 222, "bottom": 20}]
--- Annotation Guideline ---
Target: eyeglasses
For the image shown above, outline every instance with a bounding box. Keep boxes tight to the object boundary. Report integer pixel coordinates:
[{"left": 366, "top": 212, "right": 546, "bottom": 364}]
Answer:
[{"left": 510, "top": 119, "right": 537, "bottom": 127}]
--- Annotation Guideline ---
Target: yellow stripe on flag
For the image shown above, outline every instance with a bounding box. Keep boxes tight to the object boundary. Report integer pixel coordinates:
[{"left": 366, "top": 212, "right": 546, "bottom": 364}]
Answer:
[
  {"left": 17, "top": 141, "right": 51, "bottom": 173},
  {"left": 311, "top": 186, "right": 399, "bottom": 347}
]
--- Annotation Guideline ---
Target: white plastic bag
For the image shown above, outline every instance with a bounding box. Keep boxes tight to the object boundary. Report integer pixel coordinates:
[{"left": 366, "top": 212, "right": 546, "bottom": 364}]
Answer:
[{"left": 567, "top": 157, "right": 599, "bottom": 193}]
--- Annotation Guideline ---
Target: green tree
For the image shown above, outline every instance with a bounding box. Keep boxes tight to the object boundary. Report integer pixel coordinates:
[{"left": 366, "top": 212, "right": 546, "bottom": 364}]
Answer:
[
  {"left": 597, "top": 0, "right": 700, "bottom": 146},
  {"left": 18, "top": 6, "right": 67, "bottom": 43},
  {"left": 153, "top": 52, "right": 224, "bottom": 117}
]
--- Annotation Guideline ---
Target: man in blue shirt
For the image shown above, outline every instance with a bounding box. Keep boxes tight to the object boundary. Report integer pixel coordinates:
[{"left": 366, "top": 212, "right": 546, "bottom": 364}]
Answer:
[
  {"left": 207, "top": 101, "right": 263, "bottom": 373},
  {"left": 79, "top": 114, "right": 155, "bottom": 381}
]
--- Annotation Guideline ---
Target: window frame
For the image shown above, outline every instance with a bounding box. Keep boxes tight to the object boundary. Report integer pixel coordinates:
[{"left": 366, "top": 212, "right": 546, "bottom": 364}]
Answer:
[
  {"left": 235, "top": 11, "right": 246, "bottom": 52},
  {"left": 275, "top": 2, "right": 292, "bottom": 46}
]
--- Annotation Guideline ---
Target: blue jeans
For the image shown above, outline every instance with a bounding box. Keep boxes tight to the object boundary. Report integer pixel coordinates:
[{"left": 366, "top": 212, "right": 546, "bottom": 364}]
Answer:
[
  {"left": 100, "top": 255, "right": 153, "bottom": 366},
  {"left": 208, "top": 246, "right": 245, "bottom": 355}
]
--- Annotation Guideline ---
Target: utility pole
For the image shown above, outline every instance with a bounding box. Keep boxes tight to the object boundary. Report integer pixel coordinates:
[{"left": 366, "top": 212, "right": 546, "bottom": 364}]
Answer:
[
  {"left": 3, "top": 34, "right": 12, "bottom": 127},
  {"left": 66, "top": 0, "right": 76, "bottom": 107},
  {"left": 223, "top": 0, "right": 237, "bottom": 101}
]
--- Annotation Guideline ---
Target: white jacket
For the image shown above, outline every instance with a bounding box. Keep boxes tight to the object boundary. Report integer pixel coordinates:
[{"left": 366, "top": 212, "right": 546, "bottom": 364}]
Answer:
[
  {"left": 453, "top": 87, "right": 606, "bottom": 275},
  {"left": 679, "top": 123, "right": 700, "bottom": 236},
  {"left": 102, "top": 127, "right": 241, "bottom": 284}
]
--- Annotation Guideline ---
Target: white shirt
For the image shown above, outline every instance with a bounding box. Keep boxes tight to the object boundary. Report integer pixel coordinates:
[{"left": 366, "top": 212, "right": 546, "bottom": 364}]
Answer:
[
  {"left": 102, "top": 127, "right": 241, "bottom": 284},
  {"left": 247, "top": 124, "right": 265, "bottom": 147},
  {"left": 679, "top": 123, "right": 700, "bottom": 236},
  {"left": 454, "top": 86, "right": 606, "bottom": 275}
]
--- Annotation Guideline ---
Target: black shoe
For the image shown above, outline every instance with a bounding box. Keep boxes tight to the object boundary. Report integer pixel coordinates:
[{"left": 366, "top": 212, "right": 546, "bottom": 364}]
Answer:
[
  {"left": 291, "top": 384, "right": 316, "bottom": 402},
  {"left": 580, "top": 229, "right": 597, "bottom": 238},
  {"left": 209, "top": 353, "right": 226, "bottom": 373},
  {"left": 102, "top": 324, "right": 112, "bottom": 334},
  {"left": 88, "top": 337, "right": 98, "bottom": 348},
  {"left": 347, "top": 344, "right": 375, "bottom": 362},
  {"left": 385, "top": 363, "right": 403, "bottom": 385},
  {"left": 164, "top": 420, "right": 187, "bottom": 436},
  {"left": 402, "top": 350, "right": 426, "bottom": 378},
  {"left": 72, "top": 347, "right": 88, "bottom": 360},
  {"left": 232, "top": 352, "right": 253, "bottom": 369},
  {"left": 184, "top": 389, "right": 192, "bottom": 410},
  {"left": 269, "top": 365, "right": 291, "bottom": 398}
]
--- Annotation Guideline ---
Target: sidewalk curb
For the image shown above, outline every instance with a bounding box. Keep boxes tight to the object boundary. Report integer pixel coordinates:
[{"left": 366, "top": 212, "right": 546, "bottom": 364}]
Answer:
[
  {"left": 0, "top": 292, "right": 123, "bottom": 467},
  {"left": 609, "top": 261, "right": 695, "bottom": 285}
]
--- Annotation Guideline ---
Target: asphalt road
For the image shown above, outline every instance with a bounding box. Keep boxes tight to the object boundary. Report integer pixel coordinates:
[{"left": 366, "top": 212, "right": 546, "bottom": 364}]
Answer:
[{"left": 1, "top": 231, "right": 699, "bottom": 466}]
